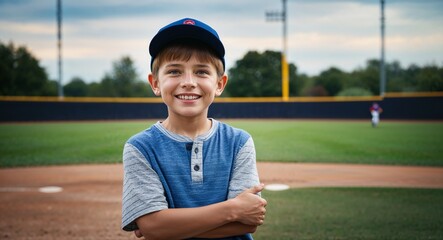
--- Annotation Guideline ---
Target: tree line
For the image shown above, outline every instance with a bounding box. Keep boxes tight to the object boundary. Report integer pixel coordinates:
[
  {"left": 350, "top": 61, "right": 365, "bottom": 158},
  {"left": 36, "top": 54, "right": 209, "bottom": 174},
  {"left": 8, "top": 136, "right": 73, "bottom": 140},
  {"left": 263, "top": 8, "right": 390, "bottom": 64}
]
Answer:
[
  {"left": 0, "top": 41, "right": 154, "bottom": 98},
  {"left": 225, "top": 50, "right": 443, "bottom": 97},
  {"left": 1, "top": 41, "right": 442, "bottom": 98}
]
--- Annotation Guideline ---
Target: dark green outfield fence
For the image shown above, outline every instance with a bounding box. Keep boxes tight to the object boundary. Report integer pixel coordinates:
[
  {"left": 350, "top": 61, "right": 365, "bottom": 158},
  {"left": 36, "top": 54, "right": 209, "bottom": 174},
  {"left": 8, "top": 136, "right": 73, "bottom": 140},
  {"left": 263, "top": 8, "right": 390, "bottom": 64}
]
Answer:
[{"left": 1, "top": 92, "right": 442, "bottom": 122}]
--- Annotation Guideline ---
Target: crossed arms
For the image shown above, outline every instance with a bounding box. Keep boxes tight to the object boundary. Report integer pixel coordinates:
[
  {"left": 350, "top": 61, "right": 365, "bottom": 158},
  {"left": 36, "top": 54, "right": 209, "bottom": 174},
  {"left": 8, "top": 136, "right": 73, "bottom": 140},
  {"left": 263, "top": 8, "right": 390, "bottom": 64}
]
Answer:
[{"left": 134, "top": 184, "right": 267, "bottom": 240}]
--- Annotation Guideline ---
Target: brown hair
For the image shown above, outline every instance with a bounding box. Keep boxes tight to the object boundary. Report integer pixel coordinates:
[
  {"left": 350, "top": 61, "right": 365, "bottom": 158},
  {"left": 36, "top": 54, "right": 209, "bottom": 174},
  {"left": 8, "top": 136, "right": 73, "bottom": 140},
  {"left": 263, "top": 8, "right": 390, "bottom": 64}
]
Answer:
[{"left": 151, "top": 42, "right": 224, "bottom": 78}]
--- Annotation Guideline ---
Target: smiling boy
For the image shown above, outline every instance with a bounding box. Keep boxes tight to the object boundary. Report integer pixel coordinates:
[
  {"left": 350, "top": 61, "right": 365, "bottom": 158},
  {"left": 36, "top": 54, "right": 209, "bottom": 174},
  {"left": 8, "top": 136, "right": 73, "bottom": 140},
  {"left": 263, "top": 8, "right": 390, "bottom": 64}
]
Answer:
[{"left": 121, "top": 18, "right": 267, "bottom": 240}]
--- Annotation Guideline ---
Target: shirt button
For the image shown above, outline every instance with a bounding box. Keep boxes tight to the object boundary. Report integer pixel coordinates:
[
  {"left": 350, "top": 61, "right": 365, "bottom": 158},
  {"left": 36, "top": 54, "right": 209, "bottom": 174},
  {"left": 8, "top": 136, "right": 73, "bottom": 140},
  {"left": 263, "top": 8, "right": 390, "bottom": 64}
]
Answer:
[
  {"left": 193, "top": 165, "right": 200, "bottom": 171},
  {"left": 194, "top": 148, "right": 199, "bottom": 154}
]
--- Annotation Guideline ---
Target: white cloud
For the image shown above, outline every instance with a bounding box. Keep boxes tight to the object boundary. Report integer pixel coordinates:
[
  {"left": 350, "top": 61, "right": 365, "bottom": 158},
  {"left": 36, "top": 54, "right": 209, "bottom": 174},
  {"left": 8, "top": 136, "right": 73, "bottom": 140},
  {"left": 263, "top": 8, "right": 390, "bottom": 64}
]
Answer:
[{"left": 0, "top": 21, "right": 55, "bottom": 35}]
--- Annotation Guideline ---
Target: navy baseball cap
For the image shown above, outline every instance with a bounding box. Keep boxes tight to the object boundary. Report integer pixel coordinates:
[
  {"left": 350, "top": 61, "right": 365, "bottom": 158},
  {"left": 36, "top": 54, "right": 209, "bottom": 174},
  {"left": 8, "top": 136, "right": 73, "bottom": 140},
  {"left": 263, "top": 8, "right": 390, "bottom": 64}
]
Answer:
[{"left": 149, "top": 18, "right": 225, "bottom": 71}]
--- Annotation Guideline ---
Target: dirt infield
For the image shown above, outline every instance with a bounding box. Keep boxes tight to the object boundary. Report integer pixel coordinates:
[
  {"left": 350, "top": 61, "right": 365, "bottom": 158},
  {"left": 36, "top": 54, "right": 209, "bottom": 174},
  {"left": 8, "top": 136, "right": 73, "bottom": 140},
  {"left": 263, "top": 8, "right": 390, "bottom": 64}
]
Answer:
[{"left": 1, "top": 163, "right": 443, "bottom": 239}]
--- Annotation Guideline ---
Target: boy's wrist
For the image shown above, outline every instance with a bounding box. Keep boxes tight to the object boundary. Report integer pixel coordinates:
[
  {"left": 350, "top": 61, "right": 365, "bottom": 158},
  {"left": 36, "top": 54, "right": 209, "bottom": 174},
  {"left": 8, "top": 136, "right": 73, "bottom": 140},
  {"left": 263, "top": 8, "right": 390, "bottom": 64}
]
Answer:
[{"left": 225, "top": 198, "right": 239, "bottom": 222}]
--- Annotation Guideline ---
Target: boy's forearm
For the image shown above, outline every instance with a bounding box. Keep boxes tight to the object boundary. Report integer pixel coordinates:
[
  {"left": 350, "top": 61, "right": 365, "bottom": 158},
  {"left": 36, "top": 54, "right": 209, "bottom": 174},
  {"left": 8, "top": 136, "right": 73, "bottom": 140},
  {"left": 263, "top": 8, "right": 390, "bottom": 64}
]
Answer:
[
  {"left": 195, "top": 222, "right": 257, "bottom": 238},
  {"left": 136, "top": 200, "right": 237, "bottom": 240},
  {"left": 135, "top": 184, "right": 266, "bottom": 240}
]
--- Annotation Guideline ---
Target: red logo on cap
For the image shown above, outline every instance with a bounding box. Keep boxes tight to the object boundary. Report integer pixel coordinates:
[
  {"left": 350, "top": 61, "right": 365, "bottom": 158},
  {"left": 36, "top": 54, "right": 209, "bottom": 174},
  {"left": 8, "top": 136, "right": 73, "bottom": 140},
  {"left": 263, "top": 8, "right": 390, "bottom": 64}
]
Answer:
[{"left": 183, "top": 19, "right": 195, "bottom": 25}]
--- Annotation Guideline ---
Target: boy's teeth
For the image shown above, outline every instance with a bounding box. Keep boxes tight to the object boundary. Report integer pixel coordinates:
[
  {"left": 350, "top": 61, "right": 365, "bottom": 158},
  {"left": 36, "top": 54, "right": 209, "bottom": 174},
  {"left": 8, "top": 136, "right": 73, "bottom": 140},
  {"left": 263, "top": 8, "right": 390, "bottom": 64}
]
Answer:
[{"left": 178, "top": 95, "right": 198, "bottom": 100}]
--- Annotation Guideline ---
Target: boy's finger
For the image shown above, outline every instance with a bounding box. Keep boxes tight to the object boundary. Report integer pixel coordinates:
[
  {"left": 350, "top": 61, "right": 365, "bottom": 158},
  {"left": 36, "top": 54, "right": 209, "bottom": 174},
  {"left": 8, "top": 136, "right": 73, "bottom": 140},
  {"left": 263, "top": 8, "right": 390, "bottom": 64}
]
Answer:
[
  {"left": 245, "top": 183, "right": 265, "bottom": 194},
  {"left": 134, "top": 229, "right": 143, "bottom": 238}
]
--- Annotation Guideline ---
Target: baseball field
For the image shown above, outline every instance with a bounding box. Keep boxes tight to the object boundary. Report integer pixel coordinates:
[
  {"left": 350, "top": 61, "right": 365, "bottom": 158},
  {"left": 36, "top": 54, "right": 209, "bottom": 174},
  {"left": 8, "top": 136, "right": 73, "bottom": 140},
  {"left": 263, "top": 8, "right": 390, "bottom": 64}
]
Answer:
[{"left": 1, "top": 119, "right": 443, "bottom": 239}]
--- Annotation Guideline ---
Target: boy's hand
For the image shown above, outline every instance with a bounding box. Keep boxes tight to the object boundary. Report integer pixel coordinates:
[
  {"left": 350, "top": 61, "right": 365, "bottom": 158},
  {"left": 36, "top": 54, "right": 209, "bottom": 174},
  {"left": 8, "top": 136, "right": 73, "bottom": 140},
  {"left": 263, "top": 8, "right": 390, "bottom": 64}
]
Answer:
[
  {"left": 231, "top": 184, "right": 268, "bottom": 226},
  {"left": 134, "top": 229, "right": 143, "bottom": 238}
]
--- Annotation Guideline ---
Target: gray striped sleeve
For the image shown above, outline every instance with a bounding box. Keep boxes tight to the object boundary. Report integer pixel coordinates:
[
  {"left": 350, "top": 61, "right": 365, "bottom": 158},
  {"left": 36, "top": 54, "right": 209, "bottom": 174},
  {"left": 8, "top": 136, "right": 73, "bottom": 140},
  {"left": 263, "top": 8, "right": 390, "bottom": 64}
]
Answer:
[
  {"left": 121, "top": 143, "right": 168, "bottom": 231},
  {"left": 228, "top": 137, "right": 261, "bottom": 199}
]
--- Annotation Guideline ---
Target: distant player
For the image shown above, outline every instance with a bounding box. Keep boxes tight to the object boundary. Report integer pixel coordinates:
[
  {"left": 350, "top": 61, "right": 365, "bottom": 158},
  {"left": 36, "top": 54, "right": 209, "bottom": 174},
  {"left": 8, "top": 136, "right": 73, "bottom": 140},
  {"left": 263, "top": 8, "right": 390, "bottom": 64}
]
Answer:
[
  {"left": 121, "top": 18, "right": 267, "bottom": 239},
  {"left": 370, "top": 102, "right": 383, "bottom": 127}
]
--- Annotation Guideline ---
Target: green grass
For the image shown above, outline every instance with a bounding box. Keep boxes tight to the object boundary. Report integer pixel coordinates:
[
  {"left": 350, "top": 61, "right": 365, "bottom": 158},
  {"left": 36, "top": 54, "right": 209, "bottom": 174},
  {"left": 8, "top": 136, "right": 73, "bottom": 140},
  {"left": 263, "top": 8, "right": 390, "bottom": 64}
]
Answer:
[
  {"left": 0, "top": 120, "right": 442, "bottom": 167},
  {"left": 254, "top": 187, "right": 443, "bottom": 240},
  {"left": 227, "top": 120, "right": 443, "bottom": 166},
  {"left": 0, "top": 121, "right": 154, "bottom": 167}
]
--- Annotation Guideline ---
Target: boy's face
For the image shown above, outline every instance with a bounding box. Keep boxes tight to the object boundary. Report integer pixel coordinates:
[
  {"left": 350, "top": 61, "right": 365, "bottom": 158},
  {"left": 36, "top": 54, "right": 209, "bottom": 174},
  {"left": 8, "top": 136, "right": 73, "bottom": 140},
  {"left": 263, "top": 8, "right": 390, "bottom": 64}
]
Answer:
[{"left": 148, "top": 55, "right": 227, "bottom": 119}]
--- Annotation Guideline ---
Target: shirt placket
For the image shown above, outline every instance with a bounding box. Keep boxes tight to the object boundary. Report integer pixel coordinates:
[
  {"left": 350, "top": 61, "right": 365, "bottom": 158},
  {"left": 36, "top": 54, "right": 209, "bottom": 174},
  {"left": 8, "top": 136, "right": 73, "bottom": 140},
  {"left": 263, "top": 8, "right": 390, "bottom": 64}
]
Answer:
[{"left": 191, "top": 140, "right": 203, "bottom": 183}]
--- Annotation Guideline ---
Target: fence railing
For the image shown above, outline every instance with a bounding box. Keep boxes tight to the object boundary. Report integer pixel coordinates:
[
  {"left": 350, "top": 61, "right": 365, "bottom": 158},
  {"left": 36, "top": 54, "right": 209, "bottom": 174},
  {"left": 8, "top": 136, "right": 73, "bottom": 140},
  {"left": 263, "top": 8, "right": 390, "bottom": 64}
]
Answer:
[{"left": 1, "top": 91, "right": 442, "bottom": 103}]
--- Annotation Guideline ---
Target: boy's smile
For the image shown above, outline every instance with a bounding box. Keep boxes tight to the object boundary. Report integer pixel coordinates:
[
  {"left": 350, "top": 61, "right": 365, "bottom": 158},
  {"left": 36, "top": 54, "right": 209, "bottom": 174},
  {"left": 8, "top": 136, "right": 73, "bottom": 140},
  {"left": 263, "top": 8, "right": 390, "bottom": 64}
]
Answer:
[{"left": 176, "top": 94, "right": 200, "bottom": 101}]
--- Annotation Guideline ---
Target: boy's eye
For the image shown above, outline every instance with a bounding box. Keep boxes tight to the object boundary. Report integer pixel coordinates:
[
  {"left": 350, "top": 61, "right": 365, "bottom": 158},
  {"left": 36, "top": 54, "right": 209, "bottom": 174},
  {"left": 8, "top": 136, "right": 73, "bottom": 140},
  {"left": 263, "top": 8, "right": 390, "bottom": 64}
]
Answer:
[
  {"left": 195, "top": 70, "right": 210, "bottom": 76},
  {"left": 167, "top": 69, "right": 181, "bottom": 75}
]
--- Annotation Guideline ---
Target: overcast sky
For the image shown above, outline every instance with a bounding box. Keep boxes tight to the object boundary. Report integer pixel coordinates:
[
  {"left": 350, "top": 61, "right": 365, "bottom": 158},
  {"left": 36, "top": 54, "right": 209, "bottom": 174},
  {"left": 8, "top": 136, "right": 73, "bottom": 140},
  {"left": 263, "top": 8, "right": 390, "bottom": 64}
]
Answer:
[{"left": 1, "top": 0, "right": 442, "bottom": 83}]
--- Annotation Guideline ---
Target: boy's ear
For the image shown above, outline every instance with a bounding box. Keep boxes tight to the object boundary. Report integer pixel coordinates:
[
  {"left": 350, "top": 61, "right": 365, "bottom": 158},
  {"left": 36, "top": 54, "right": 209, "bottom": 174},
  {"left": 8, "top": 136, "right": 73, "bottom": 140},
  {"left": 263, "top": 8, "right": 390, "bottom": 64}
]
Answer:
[
  {"left": 148, "top": 74, "right": 161, "bottom": 96},
  {"left": 215, "top": 75, "right": 228, "bottom": 97}
]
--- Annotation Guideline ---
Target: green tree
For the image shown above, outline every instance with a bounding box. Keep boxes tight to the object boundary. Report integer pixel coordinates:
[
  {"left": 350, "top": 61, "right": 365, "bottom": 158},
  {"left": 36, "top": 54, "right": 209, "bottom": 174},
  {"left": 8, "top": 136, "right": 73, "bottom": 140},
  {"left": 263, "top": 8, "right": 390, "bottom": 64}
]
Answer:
[
  {"left": 225, "top": 50, "right": 302, "bottom": 97},
  {"left": 64, "top": 77, "right": 88, "bottom": 96},
  {"left": 95, "top": 74, "right": 118, "bottom": 97},
  {"left": 288, "top": 63, "right": 306, "bottom": 97},
  {"left": 384, "top": 60, "right": 403, "bottom": 92},
  {"left": 291, "top": 72, "right": 311, "bottom": 97},
  {"left": 226, "top": 54, "right": 443, "bottom": 97},
  {"left": 313, "top": 67, "right": 346, "bottom": 96},
  {"left": 87, "top": 82, "right": 103, "bottom": 97},
  {"left": 225, "top": 50, "right": 281, "bottom": 97},
  {"left": 132, "top": 81, "right": 153, "bottom": 97},
  {"left": 400, "top": 64, "right": 421, "bottom": 92},
  {"left": 42, "top": 80, "right": 58, "bottom": 96},
  {"left": 349, "top": 59, "right": 379, "bottom": 95},
  {"left": 90, "top": 56, "right": 152, "bottom": 97},
  {"left": 111, "top": 56, "right": 138, "bottom": 97},
  {"left": 0, "top": 41, "right": 53, "bottom": 96},
  {"left": 417, "top": 64, "right": 443, "bottom": 91}
]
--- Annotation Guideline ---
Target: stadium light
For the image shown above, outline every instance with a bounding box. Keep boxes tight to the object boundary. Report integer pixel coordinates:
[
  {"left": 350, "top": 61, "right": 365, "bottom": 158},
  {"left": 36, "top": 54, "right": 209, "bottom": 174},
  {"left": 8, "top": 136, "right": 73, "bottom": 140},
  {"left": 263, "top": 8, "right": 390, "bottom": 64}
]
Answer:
[
  {"left": 266, "top": 0, "right": 290, "bottom": 101},
  {"left": 380, "top": 0, "right": 386, "bottom": 97},
  {"left": 57, "top": 0, "right": 64, "bottom": 98}
]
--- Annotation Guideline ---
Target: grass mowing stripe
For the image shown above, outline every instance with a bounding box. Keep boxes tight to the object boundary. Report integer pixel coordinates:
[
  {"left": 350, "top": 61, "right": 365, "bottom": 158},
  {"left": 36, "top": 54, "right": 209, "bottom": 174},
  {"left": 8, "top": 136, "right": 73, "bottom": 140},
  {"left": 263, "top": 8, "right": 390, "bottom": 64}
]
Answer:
[
  {"left": 255, "top": 187, "right": 443, "bottom": 240},
  {"left": 1, "top": 120, "right": 442, "bottom": 167}
]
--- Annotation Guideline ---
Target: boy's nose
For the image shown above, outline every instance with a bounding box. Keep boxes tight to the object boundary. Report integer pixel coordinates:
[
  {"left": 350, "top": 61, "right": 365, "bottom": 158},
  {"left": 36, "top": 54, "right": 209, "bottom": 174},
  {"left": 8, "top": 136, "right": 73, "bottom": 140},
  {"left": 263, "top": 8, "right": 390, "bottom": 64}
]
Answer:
[{"left": 181, "top": 73, "right": 197, "bottom": 88}]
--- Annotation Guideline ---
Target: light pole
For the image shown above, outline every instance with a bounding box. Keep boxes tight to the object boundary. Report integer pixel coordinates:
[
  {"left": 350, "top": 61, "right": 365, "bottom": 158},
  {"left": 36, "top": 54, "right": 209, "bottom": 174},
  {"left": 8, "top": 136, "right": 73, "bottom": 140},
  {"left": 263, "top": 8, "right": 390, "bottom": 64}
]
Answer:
[
  {"left": 266, "top": 0, "right": 290, "bottom": 101},
  {"left": 380, "top": 0, "right": 386, "bottom": 97},
  {"left": 57, "top": 0, "right": 64, "bottom": 98}
]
